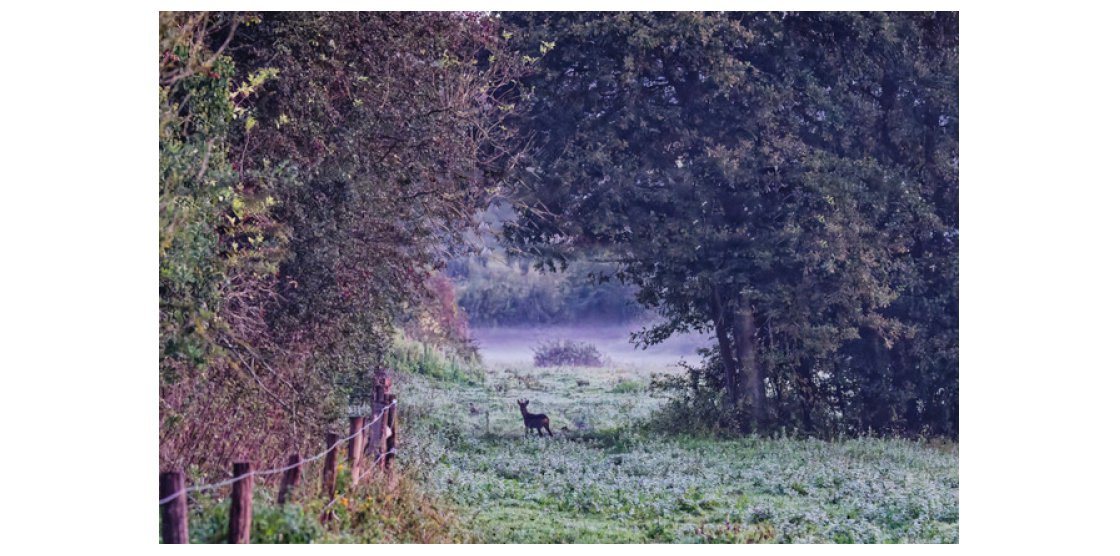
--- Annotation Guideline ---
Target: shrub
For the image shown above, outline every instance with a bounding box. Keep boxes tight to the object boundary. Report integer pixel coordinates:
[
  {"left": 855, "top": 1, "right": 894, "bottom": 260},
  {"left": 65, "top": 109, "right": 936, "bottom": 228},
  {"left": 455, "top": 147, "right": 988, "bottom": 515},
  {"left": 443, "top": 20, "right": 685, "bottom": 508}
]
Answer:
[
  {"left": 185, "top": 491, "right": 323, "bottom": 544},
  {"left": 647, "top": 350, "right": 746, "bottom": 436},
  {"left": 532, "top": 340, "right": 604, "bottom": 367}
]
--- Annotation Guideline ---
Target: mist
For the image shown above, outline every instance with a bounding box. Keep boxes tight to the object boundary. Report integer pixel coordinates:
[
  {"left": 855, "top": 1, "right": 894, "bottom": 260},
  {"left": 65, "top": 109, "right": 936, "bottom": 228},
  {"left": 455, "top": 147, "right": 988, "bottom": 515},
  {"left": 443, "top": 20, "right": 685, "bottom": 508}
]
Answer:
[{"left": 469, "top": 323, "right": 708, "bottom": 370}]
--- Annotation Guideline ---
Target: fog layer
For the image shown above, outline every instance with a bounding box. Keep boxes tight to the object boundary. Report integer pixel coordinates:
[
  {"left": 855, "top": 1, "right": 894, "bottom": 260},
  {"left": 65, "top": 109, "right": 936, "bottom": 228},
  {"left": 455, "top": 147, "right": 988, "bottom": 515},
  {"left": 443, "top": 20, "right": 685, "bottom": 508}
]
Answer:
[{"left": 470, "top": 324, "right": 708, "bottom": 370}]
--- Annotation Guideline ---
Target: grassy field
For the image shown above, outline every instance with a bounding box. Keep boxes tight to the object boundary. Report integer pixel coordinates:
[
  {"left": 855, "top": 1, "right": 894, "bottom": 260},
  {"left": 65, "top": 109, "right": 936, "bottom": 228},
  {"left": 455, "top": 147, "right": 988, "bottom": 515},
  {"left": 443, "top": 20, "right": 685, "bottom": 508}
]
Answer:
[{"left": 396, "top": 360, "right": 959, "bottom": 543}]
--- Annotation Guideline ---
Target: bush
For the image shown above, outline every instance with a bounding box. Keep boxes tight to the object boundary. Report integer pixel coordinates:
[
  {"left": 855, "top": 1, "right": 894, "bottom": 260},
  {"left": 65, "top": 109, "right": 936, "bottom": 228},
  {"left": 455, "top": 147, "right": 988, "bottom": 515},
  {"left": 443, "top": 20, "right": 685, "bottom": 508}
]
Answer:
[
  {"left": 532, "top": 340, "right": 604, "bottom": 367},
  {"left": 647, "top": 349, "right": 747, "bottom": 437},
  {"left": 184, "top": 491, "right": 323, "bottom": 544}
]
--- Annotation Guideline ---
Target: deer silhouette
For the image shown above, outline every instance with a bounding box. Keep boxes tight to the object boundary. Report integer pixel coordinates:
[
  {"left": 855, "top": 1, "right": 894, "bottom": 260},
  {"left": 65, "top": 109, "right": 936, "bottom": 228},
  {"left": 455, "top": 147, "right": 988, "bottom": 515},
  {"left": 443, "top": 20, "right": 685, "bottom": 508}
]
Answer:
[{"left": 516, "top": 399, "right": 552, "bottom": 437}]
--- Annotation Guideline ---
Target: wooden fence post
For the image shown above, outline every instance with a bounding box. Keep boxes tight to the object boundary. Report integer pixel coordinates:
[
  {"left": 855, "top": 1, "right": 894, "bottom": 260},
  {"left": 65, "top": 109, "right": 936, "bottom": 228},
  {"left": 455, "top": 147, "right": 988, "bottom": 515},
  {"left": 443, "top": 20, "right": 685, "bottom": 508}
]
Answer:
[
  {"left": 366, "top": 370, "right": 388, "bottom": 458},
  {"left": 384, "top": 394, "right": 398, "bottom": 473},
  {"left": 160, "top": 471, "right": 189, "bottom": 544},
  {"left": 348, "top": 416, "right": 364, "bottom": 486},
  {"left": 277, "top": 454, "right": 301, "bottom": 505},
  {"left": 322, "top": 433, "right": 339, "bottom": 500},
  {"left": 228, "top": 462, "right": 253, "bottom": 544},
  {"left": 368, "top": 373, "right": 389, "bottom": 470}
]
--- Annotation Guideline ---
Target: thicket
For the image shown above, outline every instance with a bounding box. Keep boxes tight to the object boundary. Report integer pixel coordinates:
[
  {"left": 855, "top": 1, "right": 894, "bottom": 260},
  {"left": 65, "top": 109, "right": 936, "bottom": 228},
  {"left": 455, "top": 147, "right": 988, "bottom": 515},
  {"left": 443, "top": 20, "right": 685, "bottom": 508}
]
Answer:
[{"left": 159, "top": 11, "right": 525, "bottom": 477}]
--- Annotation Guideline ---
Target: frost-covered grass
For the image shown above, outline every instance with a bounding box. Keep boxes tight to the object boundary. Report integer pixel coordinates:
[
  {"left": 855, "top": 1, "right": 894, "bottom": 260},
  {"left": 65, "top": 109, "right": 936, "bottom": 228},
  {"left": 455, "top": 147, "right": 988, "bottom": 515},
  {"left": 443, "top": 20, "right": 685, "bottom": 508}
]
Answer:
[{"left": 395, "top": 362, "right": 958, "bottom": 543}]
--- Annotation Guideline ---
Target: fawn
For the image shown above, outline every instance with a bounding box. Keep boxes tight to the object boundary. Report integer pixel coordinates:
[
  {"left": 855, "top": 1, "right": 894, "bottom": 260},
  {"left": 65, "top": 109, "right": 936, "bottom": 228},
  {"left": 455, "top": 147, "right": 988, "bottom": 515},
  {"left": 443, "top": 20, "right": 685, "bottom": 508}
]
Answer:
[{"left": 516, "top": 399, "right": 552, "bottom": 437}]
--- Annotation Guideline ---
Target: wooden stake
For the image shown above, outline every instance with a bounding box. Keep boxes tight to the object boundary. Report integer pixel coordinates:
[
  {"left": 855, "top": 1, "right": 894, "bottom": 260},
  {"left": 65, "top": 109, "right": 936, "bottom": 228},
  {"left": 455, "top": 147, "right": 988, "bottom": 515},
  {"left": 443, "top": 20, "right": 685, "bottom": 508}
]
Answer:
[
  {"left": 370, "top": 402, "right": 387, "bottom": 469},
  {"left": 277, "top": 454, "right": 301, "bottom": 505},
  {"left": 228, "top": 462, "right": 253, "bottom": 544},
  {"left": 322, "top": 433, "right": 339, "bottom": 500},
  {"left": 348, "top": 417, "right": 364, "bottom": 486},
  {"left": 385, "top": 394, "right": 398, "bottom": 473},
  {"left": 366, "top": 371, "right": 387, "bottom": 456},
  {"left": 160, "top": 471, "right": 189, "bottom": 544}
]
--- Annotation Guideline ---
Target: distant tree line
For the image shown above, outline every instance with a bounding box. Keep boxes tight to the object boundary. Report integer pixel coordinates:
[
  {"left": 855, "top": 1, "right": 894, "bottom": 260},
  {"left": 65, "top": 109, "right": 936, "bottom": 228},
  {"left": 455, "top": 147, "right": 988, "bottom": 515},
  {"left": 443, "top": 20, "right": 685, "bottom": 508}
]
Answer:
[
  {"left": 445, "top": 202, "right": 644, "bottom": 327},
  {"left": 499, "top": 12, "right": 958, "bottom": 437},
  {"left": 448, "top": 253, "right": 645, "bottom": 327}
]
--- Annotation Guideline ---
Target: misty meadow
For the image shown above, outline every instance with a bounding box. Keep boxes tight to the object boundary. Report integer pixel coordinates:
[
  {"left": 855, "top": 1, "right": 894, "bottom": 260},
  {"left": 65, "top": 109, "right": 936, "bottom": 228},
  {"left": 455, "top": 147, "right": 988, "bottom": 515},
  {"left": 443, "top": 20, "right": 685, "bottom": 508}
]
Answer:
[{"left": 159, "top": 11, "right": 958, "bottom": 544}]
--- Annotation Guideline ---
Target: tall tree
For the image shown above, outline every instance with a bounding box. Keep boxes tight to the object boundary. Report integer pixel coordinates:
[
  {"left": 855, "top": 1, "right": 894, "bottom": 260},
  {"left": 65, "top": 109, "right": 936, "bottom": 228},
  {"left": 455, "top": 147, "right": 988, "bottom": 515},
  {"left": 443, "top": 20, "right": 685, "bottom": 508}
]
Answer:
[{"left": 501, "top": 12, "right": 957, "bottom": 435}]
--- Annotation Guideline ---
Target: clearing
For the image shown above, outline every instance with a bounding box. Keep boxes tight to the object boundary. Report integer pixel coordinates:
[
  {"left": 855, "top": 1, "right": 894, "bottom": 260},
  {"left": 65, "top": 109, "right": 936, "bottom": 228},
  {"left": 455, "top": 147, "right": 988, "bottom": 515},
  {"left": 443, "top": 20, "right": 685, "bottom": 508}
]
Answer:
[{"left": 396, "top": 352, "right": 959, "bottom": 543}]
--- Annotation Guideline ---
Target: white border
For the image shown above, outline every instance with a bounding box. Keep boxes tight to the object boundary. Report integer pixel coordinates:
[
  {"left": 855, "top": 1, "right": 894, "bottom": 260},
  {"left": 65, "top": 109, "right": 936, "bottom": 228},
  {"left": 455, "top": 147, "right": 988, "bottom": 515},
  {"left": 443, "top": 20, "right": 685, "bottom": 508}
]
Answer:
[{"left": 9, "top": 2, "right": 1120, "bottom": 552}]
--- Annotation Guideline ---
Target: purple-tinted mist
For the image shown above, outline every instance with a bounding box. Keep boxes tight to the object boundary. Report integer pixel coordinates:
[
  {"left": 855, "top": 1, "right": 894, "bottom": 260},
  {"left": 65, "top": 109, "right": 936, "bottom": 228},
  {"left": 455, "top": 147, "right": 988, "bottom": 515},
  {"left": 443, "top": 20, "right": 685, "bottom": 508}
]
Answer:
[{"left": 470, "top": 324, "right": 708, "bottom": 370}]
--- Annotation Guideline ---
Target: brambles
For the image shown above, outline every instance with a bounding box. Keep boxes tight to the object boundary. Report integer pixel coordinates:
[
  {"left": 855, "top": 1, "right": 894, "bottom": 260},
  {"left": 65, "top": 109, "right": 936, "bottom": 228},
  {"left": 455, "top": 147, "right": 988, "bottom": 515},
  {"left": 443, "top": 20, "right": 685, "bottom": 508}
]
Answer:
[{"left": 533, "top": 340, "right": 604, "bottom": 367}]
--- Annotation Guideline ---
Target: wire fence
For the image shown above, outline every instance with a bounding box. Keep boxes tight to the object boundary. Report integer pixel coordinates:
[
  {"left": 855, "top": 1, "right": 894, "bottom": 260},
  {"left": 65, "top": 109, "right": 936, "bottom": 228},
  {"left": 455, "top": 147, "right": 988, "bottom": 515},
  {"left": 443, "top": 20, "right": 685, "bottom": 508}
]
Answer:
[
  {"left": 159, "top": 400, "right": 396, "bottom": 506},
  {"left": 159, "top": 377, "right": 401, "bottom": 543}
]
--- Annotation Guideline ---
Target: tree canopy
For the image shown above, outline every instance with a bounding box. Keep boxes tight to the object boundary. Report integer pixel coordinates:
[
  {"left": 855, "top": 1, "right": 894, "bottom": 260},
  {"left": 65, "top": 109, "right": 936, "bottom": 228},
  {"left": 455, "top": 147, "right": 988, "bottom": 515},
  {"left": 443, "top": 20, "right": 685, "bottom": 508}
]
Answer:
[
  {"left": 500, "top": 12, "right": 958, "bottom": 436},
  {"left": 159, "top": 12, "right": 526, "bottom": 472}
]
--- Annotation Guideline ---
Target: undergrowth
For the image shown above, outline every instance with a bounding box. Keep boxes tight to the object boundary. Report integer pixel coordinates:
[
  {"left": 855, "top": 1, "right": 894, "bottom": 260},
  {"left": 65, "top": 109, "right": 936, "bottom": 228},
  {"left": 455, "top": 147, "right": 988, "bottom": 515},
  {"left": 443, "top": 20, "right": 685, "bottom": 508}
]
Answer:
[
  {"left": 165, "top": 459, "right": 470, "bottom": 543},
  {"left": 387, "top": 335, "right": 484, "bottom": 385}
]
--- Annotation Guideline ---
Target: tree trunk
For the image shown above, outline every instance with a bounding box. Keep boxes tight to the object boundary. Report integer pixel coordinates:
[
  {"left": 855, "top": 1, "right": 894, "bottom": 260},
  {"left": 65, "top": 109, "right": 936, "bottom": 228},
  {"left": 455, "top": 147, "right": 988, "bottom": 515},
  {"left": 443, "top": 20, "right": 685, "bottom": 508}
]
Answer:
[
  {"left": 797, "top": 358, "right": 815, "bottom": 433},
  {"left": 732, "top": 293, "right": 766, "bottom": 430},
  {"left": 709, "top": 286, "right": 740, "bottom": 408},
  {"left": 858, "top": 327, "right": 890, "bottom": 432}
]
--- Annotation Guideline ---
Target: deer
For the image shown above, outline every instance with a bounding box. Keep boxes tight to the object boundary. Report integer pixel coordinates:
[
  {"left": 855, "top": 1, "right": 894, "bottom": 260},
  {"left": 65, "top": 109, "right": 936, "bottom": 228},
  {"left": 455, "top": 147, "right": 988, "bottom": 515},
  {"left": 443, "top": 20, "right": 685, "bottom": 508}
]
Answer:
[{"left": 516, "top": 399, "right": 553, "bottom": 437}]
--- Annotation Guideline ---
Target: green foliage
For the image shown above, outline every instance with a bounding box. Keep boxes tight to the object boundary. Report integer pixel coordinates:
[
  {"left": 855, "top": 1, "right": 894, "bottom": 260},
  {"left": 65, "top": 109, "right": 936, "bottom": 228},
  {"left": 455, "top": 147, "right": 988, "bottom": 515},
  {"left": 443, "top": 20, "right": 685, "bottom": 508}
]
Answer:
[
  {"left": 228, "top": 12, "right": 526, "bottom": 352},
  {"left": 183, "top": 491, "right": 322, "bottom": 544},
  {"left": 160, "top": 12, "right": 527, "bottom": 479},
  {"left": 449, "top": 202, "right": 644, "bottom": 326},
  {"left": 501, "top": 12, "right": 958, "bottom": 437},
  {"left": 159, "top": 15, "right": 241, "bottom": 376},
  {"left": 648, "top": 352, "right": 747, "bottom": 435},
  {"left": 160, "top": 14, "right": 287, "bottom": 379}
]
